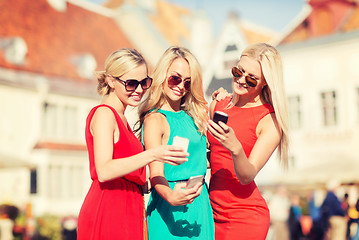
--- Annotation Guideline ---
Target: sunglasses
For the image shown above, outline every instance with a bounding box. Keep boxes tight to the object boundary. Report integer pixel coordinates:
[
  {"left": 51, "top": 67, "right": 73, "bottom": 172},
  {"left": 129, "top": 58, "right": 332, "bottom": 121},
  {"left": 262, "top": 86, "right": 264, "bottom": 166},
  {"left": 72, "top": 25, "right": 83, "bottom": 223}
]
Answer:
[
  {"left": 231, "top": 67, "right": 258, "bottom": 87},
  {"left": 112, "top": 76, "right": 153, "bottom": 91},
  {"left": 167, "top": 75, "right": 191, "bottom": 91}
]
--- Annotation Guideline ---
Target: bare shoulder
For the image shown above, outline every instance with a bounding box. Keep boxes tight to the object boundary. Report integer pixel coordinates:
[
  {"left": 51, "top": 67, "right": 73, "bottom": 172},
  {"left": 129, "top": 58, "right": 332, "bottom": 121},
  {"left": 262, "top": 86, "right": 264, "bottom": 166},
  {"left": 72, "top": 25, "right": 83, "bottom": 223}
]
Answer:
[
  {"left": 143, "top": 111, "right": 170, "bottom": 145},
  {"left": 143, "top": 111, "right": 168, "bottom": 134},
  {"left": 143, "top": 111, "right": 166, "bottom": 125},
  {"left": 257, "top": 112, "right": 281, "bottom": 138},
  {"left": 209, "top": 100, "right": 217, "bottom": 119},
  {"left": 90, "top": 106, "right": 117, "bottom": 136},
  {"left": 92, "top": 106, "right": 116, "bottom": 126}
]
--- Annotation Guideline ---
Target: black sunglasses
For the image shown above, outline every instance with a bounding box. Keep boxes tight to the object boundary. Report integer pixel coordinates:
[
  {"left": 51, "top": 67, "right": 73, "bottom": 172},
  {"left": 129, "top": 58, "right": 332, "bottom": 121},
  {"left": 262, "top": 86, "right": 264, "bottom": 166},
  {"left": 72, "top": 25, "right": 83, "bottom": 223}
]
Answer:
[
  {"left": 167, "top": 75, "right": 191, "bottom": 91},
  {"left": 231, "top": 67, "right": 258, "bottom": 87},
  {"left": 112, "top": 76, "right": 153, "bottom": 91}
]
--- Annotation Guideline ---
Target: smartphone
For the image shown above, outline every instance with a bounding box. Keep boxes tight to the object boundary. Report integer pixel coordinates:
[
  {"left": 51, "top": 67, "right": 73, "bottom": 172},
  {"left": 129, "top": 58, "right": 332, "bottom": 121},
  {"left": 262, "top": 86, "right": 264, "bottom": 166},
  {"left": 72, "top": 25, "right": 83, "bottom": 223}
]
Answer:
[
  {"left": 185, "top": 175, "right": 204, "bottom": 189},
  {"left": 172, "top": 136, "right": 189, "bottom": 152},
  {"left": 213, "top": 111, "right": 228, "bottom": 124}
]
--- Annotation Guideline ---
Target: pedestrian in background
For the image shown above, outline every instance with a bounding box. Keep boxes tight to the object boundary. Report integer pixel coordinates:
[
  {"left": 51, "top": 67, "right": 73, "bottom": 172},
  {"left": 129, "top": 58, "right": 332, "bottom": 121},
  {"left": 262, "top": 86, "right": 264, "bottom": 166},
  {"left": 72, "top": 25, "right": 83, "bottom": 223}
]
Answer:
[
  {"left": 320, "top": 180, "right": 346, "bottom": 240},
  {"left": 268, "top": 186, "right": 290, "bottom": 240}
]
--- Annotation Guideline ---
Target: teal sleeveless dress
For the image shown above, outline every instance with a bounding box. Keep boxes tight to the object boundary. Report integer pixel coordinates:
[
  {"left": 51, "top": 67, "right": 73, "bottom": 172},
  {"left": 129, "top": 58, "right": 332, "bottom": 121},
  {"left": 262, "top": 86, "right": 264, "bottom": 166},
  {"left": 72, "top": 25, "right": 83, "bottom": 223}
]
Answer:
[{"left": 146, "top": 109, "right": 214, "bottom": 240}]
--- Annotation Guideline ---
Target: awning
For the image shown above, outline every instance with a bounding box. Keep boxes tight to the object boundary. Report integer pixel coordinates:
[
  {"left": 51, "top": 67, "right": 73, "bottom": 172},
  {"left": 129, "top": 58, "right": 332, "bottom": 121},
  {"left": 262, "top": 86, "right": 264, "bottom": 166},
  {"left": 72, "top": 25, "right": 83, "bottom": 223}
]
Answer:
[
  {"left": 0, "top": 153, "right": 35, "bottom": 169},
  {"left": 275, "top": 155, "right": 359, "bottom": 185}
]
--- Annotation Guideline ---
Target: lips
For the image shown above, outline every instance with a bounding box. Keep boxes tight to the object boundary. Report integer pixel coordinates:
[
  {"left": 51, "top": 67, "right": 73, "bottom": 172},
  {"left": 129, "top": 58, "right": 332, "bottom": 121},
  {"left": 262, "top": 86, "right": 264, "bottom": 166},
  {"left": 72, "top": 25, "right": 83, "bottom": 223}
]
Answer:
[
  {"left": 236, "top": 83, "right": 249, "bottom": 89},
  {"left": 130, "top": 94, "right": 142, "bottom": 101},
  {"left": 172, "top": 88, "right": 184, "bottom": 96}
]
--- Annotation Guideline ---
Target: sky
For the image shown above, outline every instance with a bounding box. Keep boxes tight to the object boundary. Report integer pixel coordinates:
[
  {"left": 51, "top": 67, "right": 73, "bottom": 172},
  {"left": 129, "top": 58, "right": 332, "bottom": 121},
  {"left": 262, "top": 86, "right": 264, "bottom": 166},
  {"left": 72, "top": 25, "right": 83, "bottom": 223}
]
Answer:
[{"left": 87, "top": 0, "right": 306, "bottom": 33}]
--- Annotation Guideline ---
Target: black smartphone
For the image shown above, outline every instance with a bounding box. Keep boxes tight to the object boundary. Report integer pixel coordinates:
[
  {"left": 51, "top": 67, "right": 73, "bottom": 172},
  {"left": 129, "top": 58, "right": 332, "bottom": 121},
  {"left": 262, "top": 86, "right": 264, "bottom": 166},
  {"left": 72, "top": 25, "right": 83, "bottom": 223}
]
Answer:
[{"left": 213, "top": 111, "right": 228, "bottom": 124}]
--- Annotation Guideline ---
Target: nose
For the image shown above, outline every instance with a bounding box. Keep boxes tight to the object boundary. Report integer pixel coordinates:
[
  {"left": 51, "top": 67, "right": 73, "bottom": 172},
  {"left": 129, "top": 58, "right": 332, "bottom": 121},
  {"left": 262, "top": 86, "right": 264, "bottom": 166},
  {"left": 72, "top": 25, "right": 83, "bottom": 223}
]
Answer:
[
  {"left": 234, "top": 75, "right": 245, "bottom": 85},
  {"left": 177, "top": 80, "right": 185, "bottom": 90},
  {"left": 134, "top": 83, "right": 144, "bottom": 93}
]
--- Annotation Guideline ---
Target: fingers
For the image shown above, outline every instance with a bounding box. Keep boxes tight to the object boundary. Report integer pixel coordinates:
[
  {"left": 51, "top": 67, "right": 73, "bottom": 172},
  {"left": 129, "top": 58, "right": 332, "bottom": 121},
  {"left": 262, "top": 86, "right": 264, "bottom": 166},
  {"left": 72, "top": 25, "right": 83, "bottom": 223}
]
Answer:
[
  {"left": 212, "top": 88, "right": 232, "bottom": 101},
  {"left": 207, "top": 119, "right": 224, "bottom": 136},
  {"left": 166, "top": 145, "right": 189, "bottom": 154},
  {"left": 173, "top": 182, "right": 202, "bottom": 205},
  {"left": 211, "top": 90, "right": 219, "bottom": 100},
  {"left": 163, "top": 158, "right": 188, "bottom": 166},
  {"left": 174, "top": 182, "right": 187, "bottom": 189}
]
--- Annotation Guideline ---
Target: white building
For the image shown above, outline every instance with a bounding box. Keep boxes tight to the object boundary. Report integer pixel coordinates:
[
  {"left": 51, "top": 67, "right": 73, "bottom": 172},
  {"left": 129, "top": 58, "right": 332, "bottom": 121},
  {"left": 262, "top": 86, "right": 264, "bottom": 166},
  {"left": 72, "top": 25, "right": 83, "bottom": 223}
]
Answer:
[{"left": 272, "top": 0, "right": 359, "bottom": 190}]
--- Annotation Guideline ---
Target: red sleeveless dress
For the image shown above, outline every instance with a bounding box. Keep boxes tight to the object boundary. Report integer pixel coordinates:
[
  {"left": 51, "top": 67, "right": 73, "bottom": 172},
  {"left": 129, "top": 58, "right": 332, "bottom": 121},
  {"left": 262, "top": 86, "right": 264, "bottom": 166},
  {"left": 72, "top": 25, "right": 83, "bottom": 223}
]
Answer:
[
  {"left": 77, "top": 105, "right": 146, "bottom": 240},
  {"left": 208, "top": 98, "right": 273, "bottom": 240}
]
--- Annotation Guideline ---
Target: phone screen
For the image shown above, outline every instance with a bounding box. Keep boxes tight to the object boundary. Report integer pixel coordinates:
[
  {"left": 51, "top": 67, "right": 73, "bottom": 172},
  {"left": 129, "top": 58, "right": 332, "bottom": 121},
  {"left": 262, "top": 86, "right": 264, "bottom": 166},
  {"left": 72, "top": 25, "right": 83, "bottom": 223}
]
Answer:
[{"left": 213, "top": 111, "right": 228, "bottom": 124}]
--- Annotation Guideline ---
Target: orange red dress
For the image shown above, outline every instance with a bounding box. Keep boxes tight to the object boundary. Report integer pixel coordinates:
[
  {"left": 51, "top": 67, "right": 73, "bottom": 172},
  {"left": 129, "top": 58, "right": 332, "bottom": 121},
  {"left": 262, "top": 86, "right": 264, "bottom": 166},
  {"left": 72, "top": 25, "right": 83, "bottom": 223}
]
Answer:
[
  {"left": 77, "top": 105, "right": 146, "bottom": 240},
  {"left": 208, "top": 98, "right": 273, "bottom": 240}
]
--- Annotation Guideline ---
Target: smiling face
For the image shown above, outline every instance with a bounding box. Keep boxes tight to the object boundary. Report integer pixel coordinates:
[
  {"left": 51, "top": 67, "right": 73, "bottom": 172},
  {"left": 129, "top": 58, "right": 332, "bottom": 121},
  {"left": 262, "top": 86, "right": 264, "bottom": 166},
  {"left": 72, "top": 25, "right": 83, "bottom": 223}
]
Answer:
[
  {"left": 163, "top": 58, "right": 191, "bottom": 107},
  {"left": 111, "top": 63, "right": 149, "bottom": 107},
  {"left": 232, "top": 56, "right": 267, "bottom": 98}
]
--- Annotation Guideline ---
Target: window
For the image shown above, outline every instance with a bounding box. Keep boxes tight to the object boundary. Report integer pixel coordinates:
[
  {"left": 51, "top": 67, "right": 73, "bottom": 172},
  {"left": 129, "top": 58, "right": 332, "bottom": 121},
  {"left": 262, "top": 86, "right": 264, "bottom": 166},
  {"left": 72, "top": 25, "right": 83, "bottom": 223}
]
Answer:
[
  {"left": 42, "top": 102, "right": 79, "bottom": 141},
  {"left": 30, "top": 169, "right": 37, "bottom": 194},
  {"left": 321, "top": 91, "right": 337, "bottom": 126},
  {"left": 47, "top": 164, "right": 85, "bottom": 199},
  {"left": 288, "top": 96, "right": 302, "bottom": 129},
  {"left": 43, "top": 102, "right": 58, "bottom": 138},
  {"left": 63, "top": 106, "right": 77, "bottom": 139},
  {"left": 48, "top": 164, "right": 62, "bottom": 199}
]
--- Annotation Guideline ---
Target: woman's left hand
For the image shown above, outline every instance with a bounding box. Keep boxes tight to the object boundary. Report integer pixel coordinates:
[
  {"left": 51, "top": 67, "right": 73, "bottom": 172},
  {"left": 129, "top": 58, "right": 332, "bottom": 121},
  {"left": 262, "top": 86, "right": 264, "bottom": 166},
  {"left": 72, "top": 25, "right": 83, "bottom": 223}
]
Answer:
[{"left": 207, "top": 119, "right": 242, "bottom": 154}]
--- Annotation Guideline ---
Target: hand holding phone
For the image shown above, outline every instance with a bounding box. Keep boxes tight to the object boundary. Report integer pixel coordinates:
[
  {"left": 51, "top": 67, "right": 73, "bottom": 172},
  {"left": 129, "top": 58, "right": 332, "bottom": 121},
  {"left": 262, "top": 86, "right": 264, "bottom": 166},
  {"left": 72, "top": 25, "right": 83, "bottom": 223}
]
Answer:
[
  {"left": 213, "top": 111, "right": 228, "bottom": 124},
  {"left": 172, "top": 136, "right": 189, "bottom": 152},
  {"left": 185, "top": 175, "right": 204, "bottom": 189}
]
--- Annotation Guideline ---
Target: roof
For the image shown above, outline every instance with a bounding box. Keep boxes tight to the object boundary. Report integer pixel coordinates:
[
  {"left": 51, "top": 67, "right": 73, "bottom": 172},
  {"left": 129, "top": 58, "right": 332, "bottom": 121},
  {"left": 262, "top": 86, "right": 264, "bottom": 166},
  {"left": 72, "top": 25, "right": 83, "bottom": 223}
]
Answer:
[
  {"left": 34, "top": 141, "right": 87, "bottom": 151},
  {"left": 239, "top": 20, "right": 279, "bottom": 45},
  {"left": 278, "top": 0, "right": 359, "bottom": 45},
  {"left": 149, "top": 0, "right": 191, "bottom": 46},
  {"left": 104, "top": 0, "right": 191, "bottom": 47},
  {"left": 0, "top": 0, "right": 133, "bottom": 81}
]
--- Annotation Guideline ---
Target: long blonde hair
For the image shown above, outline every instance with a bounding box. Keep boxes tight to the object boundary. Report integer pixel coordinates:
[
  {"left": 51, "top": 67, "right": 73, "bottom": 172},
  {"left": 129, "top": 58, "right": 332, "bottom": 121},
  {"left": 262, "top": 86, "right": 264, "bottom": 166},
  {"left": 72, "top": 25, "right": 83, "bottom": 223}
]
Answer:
[
  {"left": 95, "top": 48, "right": 147, "bottom": 96},
  {"left": 135, "top": 46, "right": 208, "bottom": 136},
  {"left": 234, "top": 43, "right": 289, "bottom": 168}
]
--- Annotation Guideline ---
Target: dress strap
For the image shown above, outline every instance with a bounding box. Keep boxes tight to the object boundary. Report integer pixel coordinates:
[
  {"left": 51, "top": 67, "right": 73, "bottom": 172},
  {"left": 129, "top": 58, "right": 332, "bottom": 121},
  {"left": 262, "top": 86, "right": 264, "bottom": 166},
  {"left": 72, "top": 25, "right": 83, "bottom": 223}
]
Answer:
[{"left": 89, "top": 104, "right": 128, "bottom": 133}]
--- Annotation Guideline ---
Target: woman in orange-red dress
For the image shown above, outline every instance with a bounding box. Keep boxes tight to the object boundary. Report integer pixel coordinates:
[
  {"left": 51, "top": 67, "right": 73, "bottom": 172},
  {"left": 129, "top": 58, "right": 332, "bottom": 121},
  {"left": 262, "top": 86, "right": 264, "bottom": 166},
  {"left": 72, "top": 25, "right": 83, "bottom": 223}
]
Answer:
[
  {"left": 77, "top": 49, "right": 188, "bottom": 240},
  {"left": 207, "top": 43, "right": 289, "bottom": 240}
]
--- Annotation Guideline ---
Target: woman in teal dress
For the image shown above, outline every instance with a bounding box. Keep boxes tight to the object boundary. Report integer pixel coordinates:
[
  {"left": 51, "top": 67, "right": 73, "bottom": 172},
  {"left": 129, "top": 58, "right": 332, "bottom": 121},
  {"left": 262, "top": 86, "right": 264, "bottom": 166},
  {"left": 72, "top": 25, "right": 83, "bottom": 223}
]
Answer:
[{"left": 135, "top": 46, "right": 214, "bottom": 239}]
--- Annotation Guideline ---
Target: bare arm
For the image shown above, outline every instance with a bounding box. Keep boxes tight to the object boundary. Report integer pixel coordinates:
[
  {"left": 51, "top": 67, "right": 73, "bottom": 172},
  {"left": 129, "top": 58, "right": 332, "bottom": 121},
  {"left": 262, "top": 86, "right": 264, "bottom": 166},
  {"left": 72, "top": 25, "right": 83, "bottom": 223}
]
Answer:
[
  {"left": 92, "top": 107, "right": 188, "bottom": 182},
  {"left": 143, "top": 112, "right": 202, "bottom": 206},
  {"left": 207, "top": 113, "right": 281, "bottom": 185}
]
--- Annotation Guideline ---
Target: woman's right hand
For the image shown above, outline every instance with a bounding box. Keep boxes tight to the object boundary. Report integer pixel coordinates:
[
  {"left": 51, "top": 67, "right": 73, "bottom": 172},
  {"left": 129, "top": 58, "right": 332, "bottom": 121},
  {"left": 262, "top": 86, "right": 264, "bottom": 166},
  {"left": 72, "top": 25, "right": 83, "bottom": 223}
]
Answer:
[
  {"left": 167, "top": 181, "right": 202, "bottom": 206},
  {"left": 211, "top": 87, "right": 232, "bottom": 101},
  {"left": 151, "top": 145, "right": 189, "bottom": 166}
]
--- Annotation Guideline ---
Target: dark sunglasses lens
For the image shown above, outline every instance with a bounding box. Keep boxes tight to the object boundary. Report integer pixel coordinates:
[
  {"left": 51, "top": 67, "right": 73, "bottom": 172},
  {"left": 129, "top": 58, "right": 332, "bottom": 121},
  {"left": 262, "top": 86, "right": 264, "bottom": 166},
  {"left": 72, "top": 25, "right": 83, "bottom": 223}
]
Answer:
[
  {"left": 126, "top": 80, "right": 139, "bottom": 91},
  {"left": 245, "top": 77, "right": 257, "bottom": 87},
  {"left": 168, "top": 75, "right": 182, "bottom": 86},
  {"left": 141, "top": 77, "right": 152, "bottom": 90},
  {"left": 184, "top": 81, "right": 191, "bottom": 91},
  {"left": 231, "top": 67, "right": 242, "bottom": 78}
]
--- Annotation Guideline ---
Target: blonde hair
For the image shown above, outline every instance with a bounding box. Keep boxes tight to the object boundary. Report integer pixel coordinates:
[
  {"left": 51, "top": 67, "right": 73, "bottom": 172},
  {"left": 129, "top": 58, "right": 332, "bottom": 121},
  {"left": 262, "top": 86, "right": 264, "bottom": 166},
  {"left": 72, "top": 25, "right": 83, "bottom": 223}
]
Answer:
[
  {"left": 95, "top": 48, "right": 147, "bottom": 96},
  {"left": 233, "top": 43, "right": 289, "bottom": 168},
  {"left": 135, "top": 46, "right": 208, "bottom": 136}
]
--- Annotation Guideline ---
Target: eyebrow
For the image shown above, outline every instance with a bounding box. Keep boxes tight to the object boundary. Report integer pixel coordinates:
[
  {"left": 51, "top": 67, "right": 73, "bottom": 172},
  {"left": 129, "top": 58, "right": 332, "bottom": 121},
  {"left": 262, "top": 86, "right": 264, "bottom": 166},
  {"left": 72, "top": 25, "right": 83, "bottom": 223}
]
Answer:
[
  {"left": 171, "top": 71, "right": 191, "bottom": 81},
  {"left": 238, "top": 66, "right": 259, "bottom": 79}
]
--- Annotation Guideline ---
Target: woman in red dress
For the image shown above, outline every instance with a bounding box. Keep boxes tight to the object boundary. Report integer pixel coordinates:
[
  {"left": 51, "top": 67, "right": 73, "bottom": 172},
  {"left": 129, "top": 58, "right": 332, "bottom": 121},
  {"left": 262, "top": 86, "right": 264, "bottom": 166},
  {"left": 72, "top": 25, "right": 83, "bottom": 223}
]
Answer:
[
  {"left": 77, "top": 48, "right": 188, "bottom": 240},
  {"left": 207, "top": 43, "right": 289, "bottom": 240}
]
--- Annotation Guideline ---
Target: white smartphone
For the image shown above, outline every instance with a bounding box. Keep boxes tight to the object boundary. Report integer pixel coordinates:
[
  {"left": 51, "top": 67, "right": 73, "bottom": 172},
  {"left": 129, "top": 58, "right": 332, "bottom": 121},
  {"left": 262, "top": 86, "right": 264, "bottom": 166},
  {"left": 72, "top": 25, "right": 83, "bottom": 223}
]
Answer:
[
  {"left": 172, "top": 136, "right": 189, "bottom": 152},
  {"left": 185, "top": 175, "right": 204, "bottom": 189}
]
